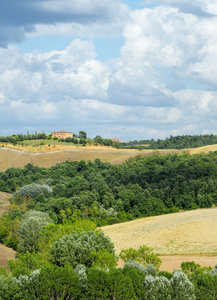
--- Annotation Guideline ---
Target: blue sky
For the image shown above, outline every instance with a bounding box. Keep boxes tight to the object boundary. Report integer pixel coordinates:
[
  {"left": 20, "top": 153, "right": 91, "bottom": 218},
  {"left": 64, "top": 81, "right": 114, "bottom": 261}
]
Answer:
[{"left": 1, "top": 0, "right": 217, "bottom": 141}]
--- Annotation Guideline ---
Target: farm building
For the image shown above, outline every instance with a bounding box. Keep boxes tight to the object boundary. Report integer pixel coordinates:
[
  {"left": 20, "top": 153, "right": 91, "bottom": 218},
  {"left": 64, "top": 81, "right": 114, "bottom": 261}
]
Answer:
[
  {"left": 51, "top": 130, "right": 73, "bottom": 139},
  {"left": 111, "top": 138, "right": 121, "bottom": 143}
]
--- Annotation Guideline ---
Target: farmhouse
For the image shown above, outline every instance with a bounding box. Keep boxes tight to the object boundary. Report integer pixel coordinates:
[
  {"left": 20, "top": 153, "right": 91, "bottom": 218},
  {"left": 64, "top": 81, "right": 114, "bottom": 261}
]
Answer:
[
  {"left": 51, "top": 130, "right": 73, "bottom": 139},
  {"left": 111, "top": 138, "right": 121, "bottom": 143}
]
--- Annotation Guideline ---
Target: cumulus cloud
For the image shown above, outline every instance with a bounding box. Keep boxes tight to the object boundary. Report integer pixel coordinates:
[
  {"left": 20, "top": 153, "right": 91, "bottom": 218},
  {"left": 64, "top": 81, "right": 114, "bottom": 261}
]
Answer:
[
  {"left": 0, "top": 0, "right": 129, "bottom": 47},
  {"left": 1, "top": 0, "right": 217, "bottom": 140}
]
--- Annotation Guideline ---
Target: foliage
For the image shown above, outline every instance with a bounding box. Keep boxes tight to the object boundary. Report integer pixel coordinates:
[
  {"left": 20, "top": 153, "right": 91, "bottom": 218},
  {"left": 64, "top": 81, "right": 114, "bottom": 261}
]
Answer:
[
  {"left": 16, "top": 265, "right": 80, "bottom": 300},
  {"left": 38, "top": 220, "right": 96, "bottom": 260},
  {"left": 0, "top": 275, "right": 22, "bottom": 300},
  {"left": 121, "top": 134, "right": 217, "bottom": 150},
  {"left": 3, "top": 152, "right": 217, "bottom": 226},
  {"left": 7, "top": 252, "right": 45, "bottom": 278},
  {"left": 144, "top": 275, "right": 172, "bottom": 300},
  {"left": 0, "top": 262, "right": 217, "bottom": 299},
  {"left": 13, "top": 183, "right": 52, "bottom": 199},
  {"left": 120, "top": 245, "right": 162, "bottom": 270},
  {"left": 89, "top": 249, "right": 117, "bottom": 269},
  {"left": 0, "top": 211, "right": 20, "bottom": 249},
  {"left": 170, "top": 270, "right": 196, "bottom": 300},
  {"left": 18, "top": 210, "right": 53, "bottom": 253},
  {"left": 49, "top": 230, "right": 115, "bottom": 268}
]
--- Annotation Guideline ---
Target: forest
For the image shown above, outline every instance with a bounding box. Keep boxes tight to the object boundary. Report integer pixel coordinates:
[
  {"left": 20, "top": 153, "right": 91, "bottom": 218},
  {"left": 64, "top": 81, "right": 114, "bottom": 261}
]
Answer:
[
  {"left": 1, "top": 152, "right": 217, "bottom": 298},
  {"left": 121, "top": 134, "right": 217, "bottom": 149}
]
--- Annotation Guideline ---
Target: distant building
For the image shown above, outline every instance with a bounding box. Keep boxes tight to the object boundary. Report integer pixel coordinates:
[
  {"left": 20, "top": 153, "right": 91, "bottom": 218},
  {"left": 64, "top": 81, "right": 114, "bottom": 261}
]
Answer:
[
  {"left": 111, "top": 138, "right": 121, "bottom": 143},
  {"left": 52, "top": 130, "right": 73, "bottom": 139}
]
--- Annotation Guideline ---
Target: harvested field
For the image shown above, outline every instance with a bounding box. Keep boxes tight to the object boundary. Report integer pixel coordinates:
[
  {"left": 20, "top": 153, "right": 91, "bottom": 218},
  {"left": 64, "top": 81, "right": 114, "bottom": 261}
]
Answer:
[
  {"left": 0, "top": 146, "right": 185, "bottom": 172},
  {"left": 102, "top": 208, "right": 217, "bottom": 270},
  {"left": 1, "top": 142, "right": 217, "bottom": 172},
  {"left": 159, "top": 255, "right": 217, "bottom": 272}
]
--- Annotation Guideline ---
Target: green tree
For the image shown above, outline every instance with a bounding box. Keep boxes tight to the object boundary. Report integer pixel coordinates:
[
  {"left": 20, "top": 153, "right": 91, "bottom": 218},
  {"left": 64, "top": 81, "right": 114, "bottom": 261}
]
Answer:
[
  {"left": 13, "top": 183, "right": 52, "bottom": 199},
  {"left": 79, "top": 131, "right": 87, "bottom": 139},
  {"left": 49, "top": 230, "right": 115, "bottom": 268},
  {"left": 120, "top": 245, "right": 162, "bottom": 270},
  {"left": 18, "top": 210, "right": 53, "bottom": 253},
  {"left": 171, "top": 270, "right": 196, "bottom": 300}
]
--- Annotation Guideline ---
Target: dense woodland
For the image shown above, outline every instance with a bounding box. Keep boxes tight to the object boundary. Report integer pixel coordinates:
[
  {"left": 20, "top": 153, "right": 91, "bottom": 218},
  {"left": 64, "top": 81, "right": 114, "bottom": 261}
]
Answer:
[
  {"left": 121, "top": 134, "right": 217, "bottom": 149},
  {"left": 1, "top": 151, "right": 217, "bottom": 298}
]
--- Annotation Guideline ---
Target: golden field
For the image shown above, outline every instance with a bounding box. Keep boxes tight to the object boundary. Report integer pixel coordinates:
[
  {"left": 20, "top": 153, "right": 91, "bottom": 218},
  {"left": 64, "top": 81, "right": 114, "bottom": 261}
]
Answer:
[
  {"left": 102, "top": 208, "right": 217, "bottom": 271},
  {"left": 2, "top": 140, "right": 216, "bottom": 172}
]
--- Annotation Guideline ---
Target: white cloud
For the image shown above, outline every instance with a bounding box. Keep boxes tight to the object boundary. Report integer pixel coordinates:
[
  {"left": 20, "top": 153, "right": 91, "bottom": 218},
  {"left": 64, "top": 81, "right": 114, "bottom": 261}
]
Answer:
[
  {"left": 0, "top": 0, "right": 130, "bottom": 46},
  {"left": 2, "top": 1, "right": 217, "bottom": 140}
]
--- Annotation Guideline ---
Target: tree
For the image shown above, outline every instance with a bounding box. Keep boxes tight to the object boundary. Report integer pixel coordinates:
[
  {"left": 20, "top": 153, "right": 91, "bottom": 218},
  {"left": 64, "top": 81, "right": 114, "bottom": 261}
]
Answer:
[
  {"left": 79, "top": 131, "right": 87, "bottom": 139},
  {"left": 120, "top": 245, "right": 162, "bottom": 270},
  {"left": 49, "top": 230, "right": 115, "bottom": 268},
  {"left": 18, "top": 210, "right": 53, "bottom": 253},
  {"left": 17, "top": 265, "right": 80, "bottom": 300},
  {"left": 171, "top": 270, "right": 196, "bottom": 300},
  {"left": 0, "top": 275, "right": 22, "bottom": 300},
  {"left": 13, "top": 183, "right": 53, "bottom": 199},
  {"left": 143, "top": 275, "right": 172, "bottom": 300}
]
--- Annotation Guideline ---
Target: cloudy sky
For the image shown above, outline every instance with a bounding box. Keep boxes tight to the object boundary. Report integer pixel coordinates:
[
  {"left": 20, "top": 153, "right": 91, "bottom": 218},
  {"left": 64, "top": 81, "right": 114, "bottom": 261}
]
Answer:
[{"left": 0, "top": 0, "right": 217, "bottom": 141}]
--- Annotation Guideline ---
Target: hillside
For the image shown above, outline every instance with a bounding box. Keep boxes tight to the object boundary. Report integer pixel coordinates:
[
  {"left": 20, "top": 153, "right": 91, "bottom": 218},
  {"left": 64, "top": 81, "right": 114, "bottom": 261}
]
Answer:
[
  {"left": 2, "top": 141, "right": 217, "bottom": 172},
  {"left": 102, "top": 208, "right": 217, "bottom": 255},
  {"left": 102, "top": 208, "right": 217, "bottom": 271},
  {"left": 0, "top": 143, "right": 185, "bottom": 172}
]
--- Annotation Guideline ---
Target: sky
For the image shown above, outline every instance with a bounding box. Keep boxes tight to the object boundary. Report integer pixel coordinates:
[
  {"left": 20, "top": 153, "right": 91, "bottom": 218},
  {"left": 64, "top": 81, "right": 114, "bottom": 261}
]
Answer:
[{"left": 1, "top": 0, "right": 217, "bottom": 141}]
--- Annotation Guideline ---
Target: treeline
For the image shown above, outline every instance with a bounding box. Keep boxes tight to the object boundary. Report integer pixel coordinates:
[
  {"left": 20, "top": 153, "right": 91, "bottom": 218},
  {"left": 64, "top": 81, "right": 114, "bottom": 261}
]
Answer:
[
  {"left": 1, "top": 257, "right": 217, "bottom": 299},
  {"left": 0, "top": 131, "right": 121, "bottom": 148},
  {"left": 121, "top": 134, "right": 217, "bottom": 149}
]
